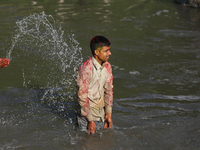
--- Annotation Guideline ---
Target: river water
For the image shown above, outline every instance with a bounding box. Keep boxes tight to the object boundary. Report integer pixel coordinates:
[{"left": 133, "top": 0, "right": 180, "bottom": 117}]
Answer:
[{"left": 0, "top": 0, "right": 200, "bottom": 149}]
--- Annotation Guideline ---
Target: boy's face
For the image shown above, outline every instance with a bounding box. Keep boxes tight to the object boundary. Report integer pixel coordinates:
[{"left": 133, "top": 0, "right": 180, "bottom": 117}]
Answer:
[{"left": 95, "top": 46, "right": 111, "bottom": 64}]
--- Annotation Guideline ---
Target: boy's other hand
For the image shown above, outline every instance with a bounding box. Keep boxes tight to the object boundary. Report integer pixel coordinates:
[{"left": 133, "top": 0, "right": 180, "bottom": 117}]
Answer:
[
  {"left": 104, "top": 113, "right": 112, "bottom": 129},
  {"left": 88, "top": 121, "right": 96, "bottom": 135}
]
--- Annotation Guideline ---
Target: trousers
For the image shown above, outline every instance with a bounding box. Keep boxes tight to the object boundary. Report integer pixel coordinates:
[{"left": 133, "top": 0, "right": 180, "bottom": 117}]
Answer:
[{"left": 77, "top": 115, "right": 104, "bottom": 132}]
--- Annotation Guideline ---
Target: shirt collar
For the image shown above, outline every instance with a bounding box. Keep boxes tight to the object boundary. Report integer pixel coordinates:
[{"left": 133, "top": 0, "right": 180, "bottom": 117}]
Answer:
[{"left": 92, "top": 56, "right": 103, "bottom": 70}]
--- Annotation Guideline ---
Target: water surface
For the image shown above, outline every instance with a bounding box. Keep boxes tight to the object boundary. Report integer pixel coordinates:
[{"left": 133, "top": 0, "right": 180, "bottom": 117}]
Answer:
[{"left": 0, "top": 0, "right": 200, "bottom": 149}]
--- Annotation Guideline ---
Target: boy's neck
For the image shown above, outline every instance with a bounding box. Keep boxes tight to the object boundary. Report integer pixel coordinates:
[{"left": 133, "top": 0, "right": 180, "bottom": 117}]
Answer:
[{"left": 94, "top": 55, "right": 103, "bottom": 66}]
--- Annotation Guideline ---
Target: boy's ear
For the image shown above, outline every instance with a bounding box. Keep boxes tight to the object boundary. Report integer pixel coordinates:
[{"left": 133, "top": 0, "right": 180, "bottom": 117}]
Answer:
[{"left": 94, "top": 50, "right": 99, "bottom": 55}]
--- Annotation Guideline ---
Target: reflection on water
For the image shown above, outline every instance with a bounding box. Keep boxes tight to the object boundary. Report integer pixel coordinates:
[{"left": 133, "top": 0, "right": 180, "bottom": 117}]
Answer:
[{"left": 0, "top": 0, "right": 200, "bottom": 149}]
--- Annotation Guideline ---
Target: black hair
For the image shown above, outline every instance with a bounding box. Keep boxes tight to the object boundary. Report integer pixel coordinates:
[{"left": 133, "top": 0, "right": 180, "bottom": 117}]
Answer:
[{"left": 90, "top": 36, "right": 110, "bottom": 55}]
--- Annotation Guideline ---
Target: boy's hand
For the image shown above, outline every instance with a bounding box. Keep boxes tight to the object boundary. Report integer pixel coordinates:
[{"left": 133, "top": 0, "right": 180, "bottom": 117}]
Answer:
[
  {"left": 88, "top": 121, "right": 96, "bottom": 135},
  {"left": 104, "top": 113, "right": 112, "bottom": 129},
  {"left": 0, "top": 58, "right": 10, "bottom": 68}
]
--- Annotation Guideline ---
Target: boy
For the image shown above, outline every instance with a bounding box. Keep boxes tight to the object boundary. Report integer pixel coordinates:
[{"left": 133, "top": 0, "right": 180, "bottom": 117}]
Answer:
[{"left": 77, "top": 35, "right": 113, "bottom": 135}]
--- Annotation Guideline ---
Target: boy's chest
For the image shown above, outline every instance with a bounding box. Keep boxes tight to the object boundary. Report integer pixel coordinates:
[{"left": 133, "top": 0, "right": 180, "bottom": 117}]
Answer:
[{"left": 90, "top": 67, "right": 107, "bottom": 86}]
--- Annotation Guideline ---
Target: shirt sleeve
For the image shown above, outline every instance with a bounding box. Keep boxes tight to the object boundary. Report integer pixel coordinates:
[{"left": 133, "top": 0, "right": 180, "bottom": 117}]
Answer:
[
  {"left": 77, "top": 65, "right": 93, "bottom": 121},
  {"left": 104, "top": 63, "right": 113, "bottom": 114}
]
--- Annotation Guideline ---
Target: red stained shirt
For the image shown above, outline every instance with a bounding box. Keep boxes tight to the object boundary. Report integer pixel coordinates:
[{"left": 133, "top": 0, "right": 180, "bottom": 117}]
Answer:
[{"left": 77, "top": 56, "right": 113, "bottom": 122}]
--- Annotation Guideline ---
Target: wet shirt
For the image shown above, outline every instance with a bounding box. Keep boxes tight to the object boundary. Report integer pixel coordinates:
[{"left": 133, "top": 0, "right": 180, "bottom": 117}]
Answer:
[{"left": 77, "top": 56, "right": 113, "bottom": 122}]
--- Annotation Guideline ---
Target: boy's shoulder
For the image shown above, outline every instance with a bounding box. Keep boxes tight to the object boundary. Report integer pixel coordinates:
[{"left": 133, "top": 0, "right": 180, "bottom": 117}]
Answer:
[
  {"left": 79, "top": 57, "right": 93, "bottom": 71},
  {"left": 104, "top": 61, "right": 112, "bottom": 68},
  {"left": 104, "top": 61, "right": 111, "bottom": 67},
  {"left": 82, "top": 57, "right": 93, "bottom": 67},
  {"left": 104, "top": 61, "right": 112, "bottom": 73}
]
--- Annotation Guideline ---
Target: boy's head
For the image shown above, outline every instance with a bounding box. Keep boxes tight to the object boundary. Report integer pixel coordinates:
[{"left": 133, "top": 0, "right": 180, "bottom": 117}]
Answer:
[{"left": 90, "top": 36, "right": 110, "bottom": 56}]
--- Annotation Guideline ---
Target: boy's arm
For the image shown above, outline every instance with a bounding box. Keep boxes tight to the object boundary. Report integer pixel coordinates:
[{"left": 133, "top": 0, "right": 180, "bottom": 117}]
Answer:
[
  {"left": 104, "top": 64, "right": 113, "bottom": 128},
  {"left": 77, "top": 67, "right": 93, "bottom": 122},
  {"left": 77, "top": 67, "right": 97, "bottom": 134}
]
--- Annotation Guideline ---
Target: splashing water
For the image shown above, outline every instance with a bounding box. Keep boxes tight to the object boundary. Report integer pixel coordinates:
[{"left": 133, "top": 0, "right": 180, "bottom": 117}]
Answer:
[{"left": 7, "top": 12, "right": 83, "bottom": 118}]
